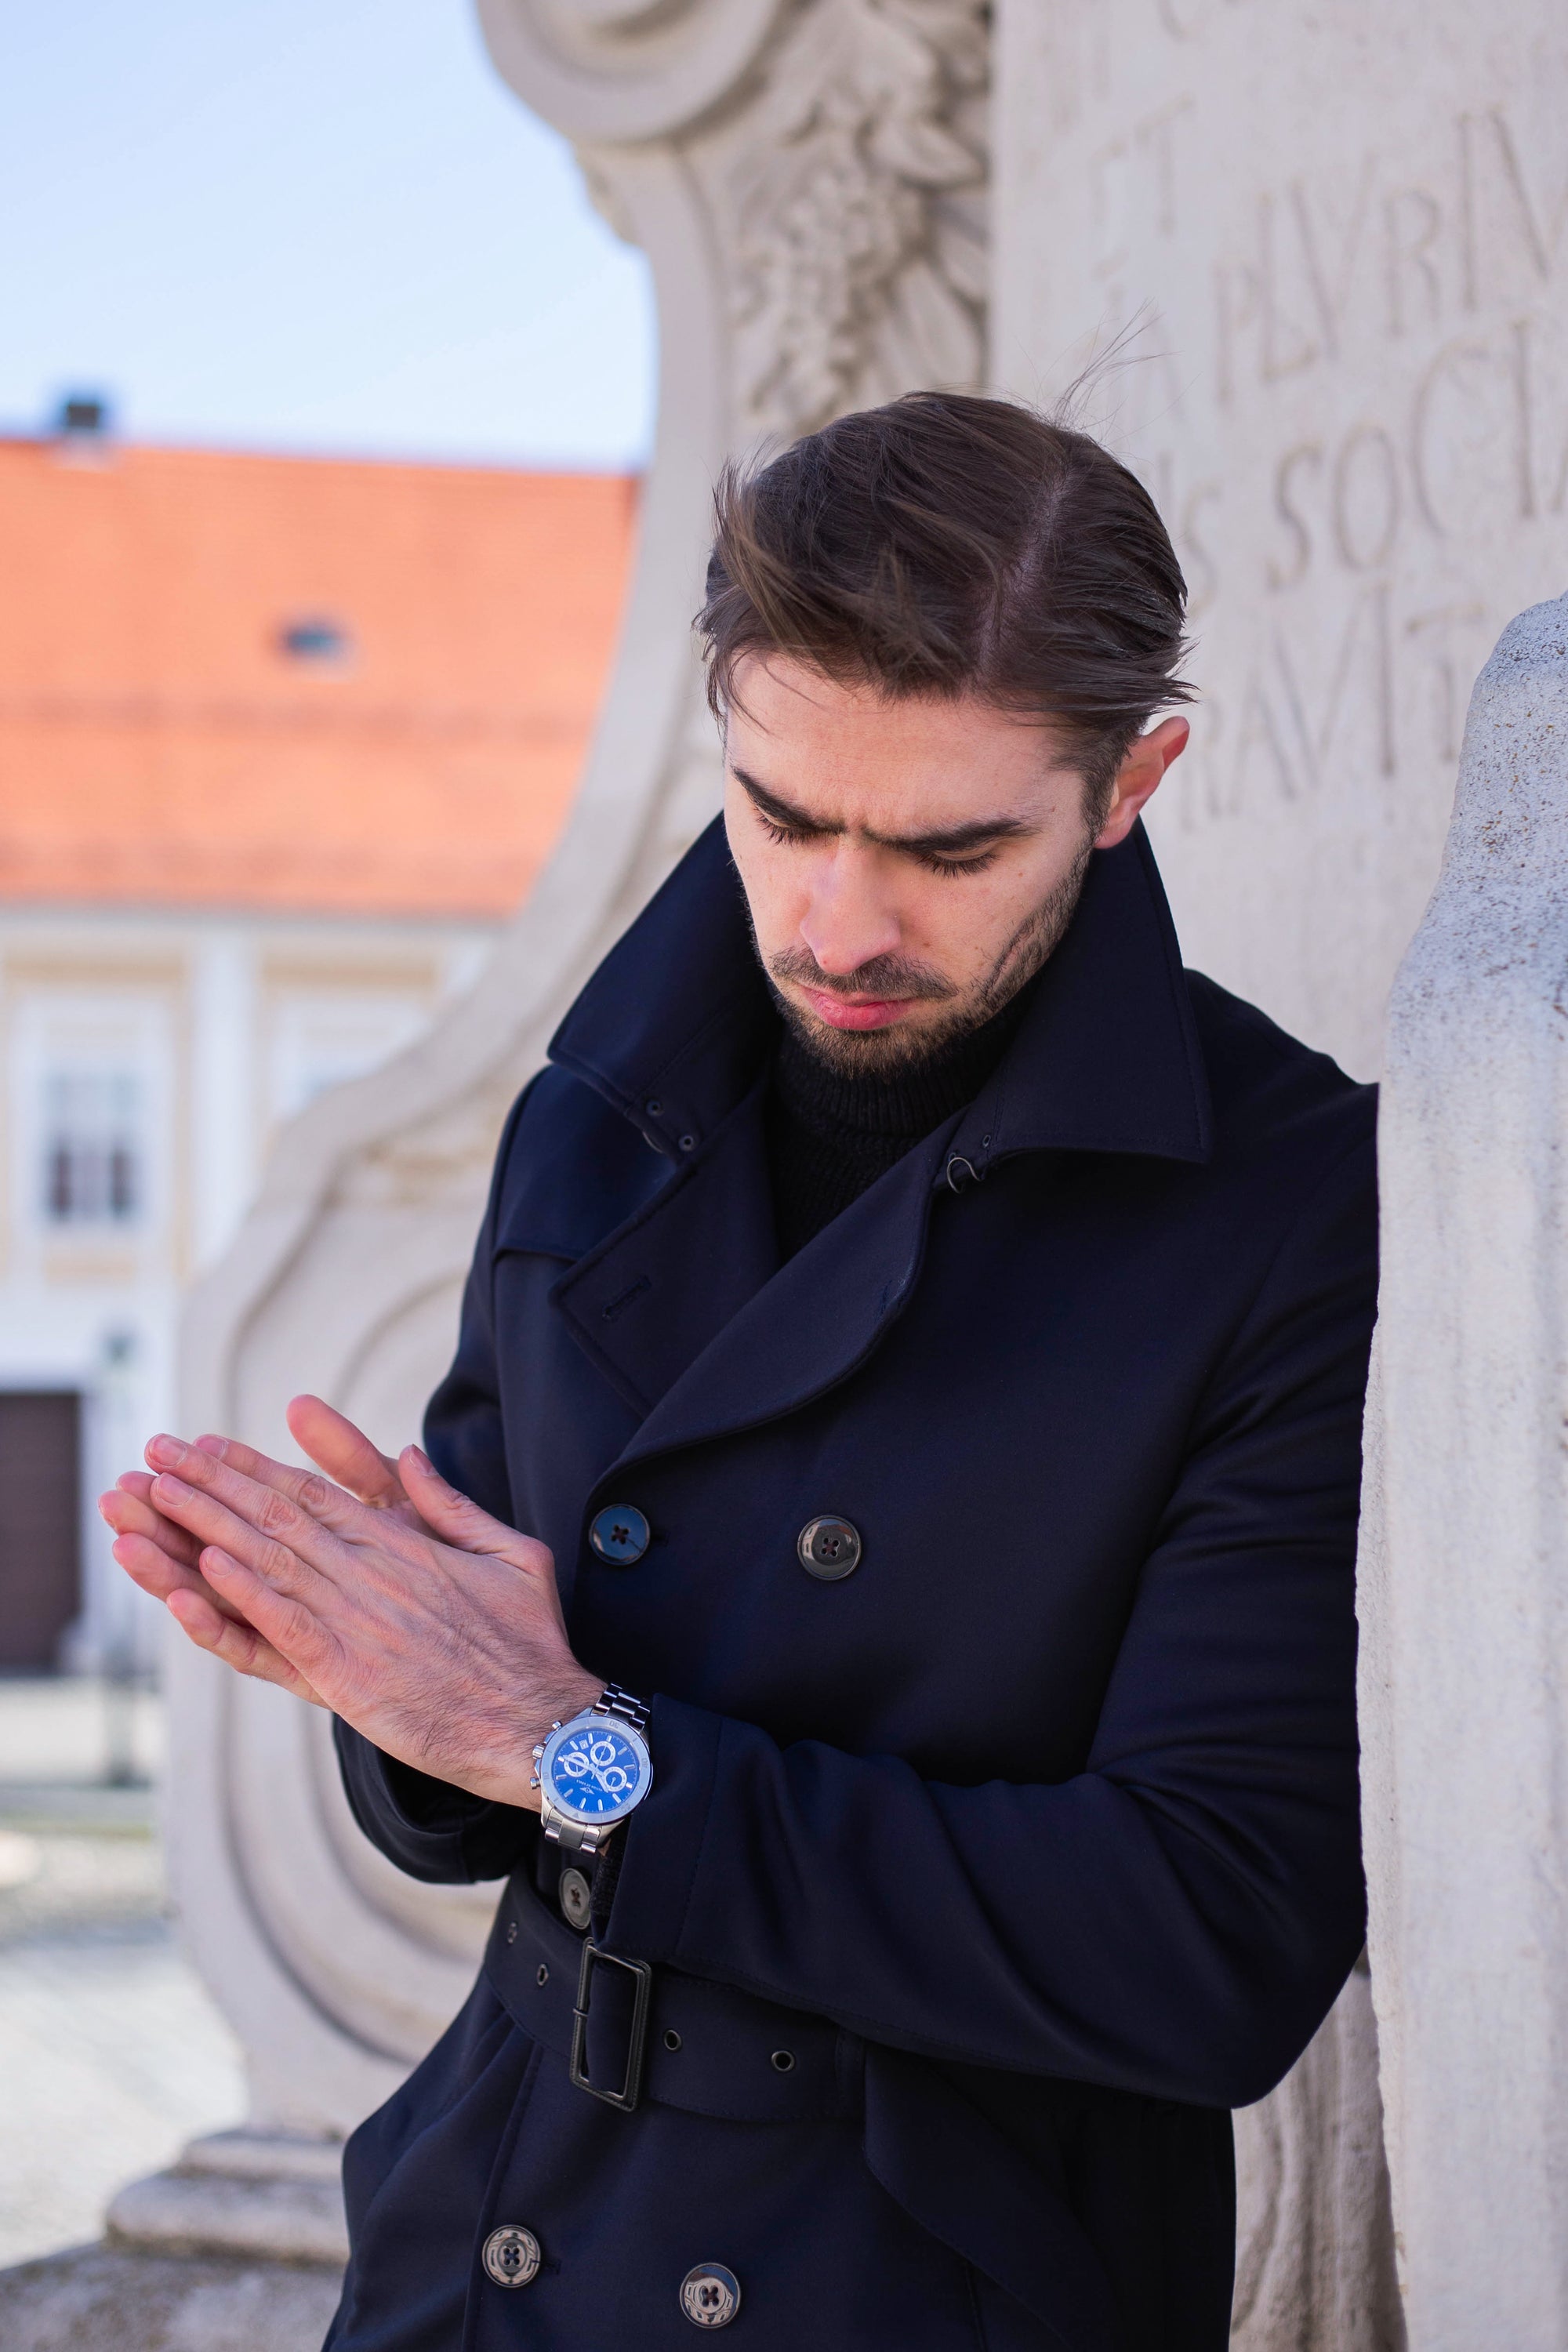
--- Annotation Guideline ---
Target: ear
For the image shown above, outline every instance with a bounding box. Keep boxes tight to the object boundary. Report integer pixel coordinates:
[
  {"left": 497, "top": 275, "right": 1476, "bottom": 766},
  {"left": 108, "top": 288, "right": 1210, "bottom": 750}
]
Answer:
[{"left": 1094, "top": 716, "right": 1190, "bottom": 850}]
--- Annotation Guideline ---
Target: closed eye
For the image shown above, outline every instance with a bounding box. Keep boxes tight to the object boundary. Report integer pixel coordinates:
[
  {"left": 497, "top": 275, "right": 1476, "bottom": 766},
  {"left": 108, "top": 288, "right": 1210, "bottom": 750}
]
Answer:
[
  {"left": 758, "top": 812, "right": 1000, "bottom": 878},
  {"left": 757, "top": 814, "right": 818, "bottom": 849},
  {"left": 917, "top": 847, "right": 1000, "bottom": 877}
]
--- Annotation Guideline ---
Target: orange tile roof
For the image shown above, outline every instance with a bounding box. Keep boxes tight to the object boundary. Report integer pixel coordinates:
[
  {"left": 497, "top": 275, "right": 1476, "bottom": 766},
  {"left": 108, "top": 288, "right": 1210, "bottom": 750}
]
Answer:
[{"left": 0, "top": 439, "right": 636, "bottom": 917}]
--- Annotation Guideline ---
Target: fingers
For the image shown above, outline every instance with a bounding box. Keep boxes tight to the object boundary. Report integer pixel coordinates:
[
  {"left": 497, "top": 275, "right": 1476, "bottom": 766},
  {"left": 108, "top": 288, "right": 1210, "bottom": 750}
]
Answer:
[
  {"left": 146, "top": 1431, "right": 372, "bottom": 1564},
  {"left": 107, "top": 1476, "right": 327, "bottom": 1701},
  {"left": 100, "top": 1480, "right": 257, "bottom": 1626},
  {"left": 397, "top": 1447, "right": 569, "bottom": 1644},
  {"left": 107, "top": 1522, "right": 252, "bottom": 1624},
  {"left": 183, "top": 1428, "right": 371, "bottom": 1531},
  {"left": 287, "top": 1395, "right": 407, "bottom": 1509},
  {"left": 103, "top": 1475, "right": 205, "bottom": 1570},
  {"left": 165, "top": 1580, "right": 328, "bottom": 1708},
  {"left": 399, "top": 1446, "right": 555, "bottom": 1577},
  {"left": 187, "top": 1544, "right": 341, "bottom": 1693},
  {"left": 145, "top": 1452, "right": 346, "bottom": 1606}
]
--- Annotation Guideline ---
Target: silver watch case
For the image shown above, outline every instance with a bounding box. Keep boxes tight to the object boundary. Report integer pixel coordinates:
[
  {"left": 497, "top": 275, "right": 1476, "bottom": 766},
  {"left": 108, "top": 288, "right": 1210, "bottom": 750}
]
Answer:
[{"left": 535, "top": 1706, "right": 653, "bottom": 1849}]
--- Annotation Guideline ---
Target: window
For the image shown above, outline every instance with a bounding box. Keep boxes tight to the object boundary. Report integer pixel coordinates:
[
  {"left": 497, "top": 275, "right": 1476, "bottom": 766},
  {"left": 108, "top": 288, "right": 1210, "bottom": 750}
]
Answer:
[
  {"left": 42, "top": 1070, "right": 143, "bottom": 1225},
  {"left": 278, "top": 615, "right": 354, "bottom": 665}
]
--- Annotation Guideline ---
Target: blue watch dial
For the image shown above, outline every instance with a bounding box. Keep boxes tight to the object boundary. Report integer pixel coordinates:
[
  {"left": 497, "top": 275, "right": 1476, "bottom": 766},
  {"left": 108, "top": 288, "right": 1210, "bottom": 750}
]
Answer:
[{"left": 545, "top": 1722, "right": 649, "bottom": 1821}]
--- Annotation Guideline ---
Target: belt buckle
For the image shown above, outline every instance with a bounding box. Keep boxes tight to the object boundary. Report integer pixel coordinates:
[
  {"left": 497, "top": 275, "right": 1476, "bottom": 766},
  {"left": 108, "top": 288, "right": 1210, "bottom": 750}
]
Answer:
[{"left": 570, "top": 1940, "right": 652, "bottom": 2112}]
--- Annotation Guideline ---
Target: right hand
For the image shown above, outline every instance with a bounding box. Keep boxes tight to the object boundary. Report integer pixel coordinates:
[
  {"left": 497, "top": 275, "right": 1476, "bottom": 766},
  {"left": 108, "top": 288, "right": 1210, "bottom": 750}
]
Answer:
[{"left": 99, "top": 1395, "right": 440, "bottom": 1709}]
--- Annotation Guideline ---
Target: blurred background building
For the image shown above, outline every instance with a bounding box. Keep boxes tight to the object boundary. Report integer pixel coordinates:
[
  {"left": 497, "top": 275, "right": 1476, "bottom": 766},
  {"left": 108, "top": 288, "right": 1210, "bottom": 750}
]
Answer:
[
  {"left": 0, "top": 0, "right": 651, "bottom": 2300},
  {"left": 0, "top": 394, "right": 633, "bottom": 1679}
]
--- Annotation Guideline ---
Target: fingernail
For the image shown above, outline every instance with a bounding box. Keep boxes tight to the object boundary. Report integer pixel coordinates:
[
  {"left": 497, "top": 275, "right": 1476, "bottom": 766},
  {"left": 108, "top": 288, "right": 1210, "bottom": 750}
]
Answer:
[
  {"left": 153, "top": 1472, "right": 191, "bottom": 1501},
  {"left": 408, "top": 1446, "right": 434, "bottom": 1474},
  {"left": 147, "top": 1435, "right": 182, "bottom": 1467}
]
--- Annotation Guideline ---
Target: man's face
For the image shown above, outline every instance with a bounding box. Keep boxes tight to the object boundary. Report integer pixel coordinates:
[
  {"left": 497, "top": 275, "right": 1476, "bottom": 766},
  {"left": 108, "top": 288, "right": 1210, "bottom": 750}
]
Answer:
[{"left": 723, "top": 654, "right": 1185, "bottom": 1073}]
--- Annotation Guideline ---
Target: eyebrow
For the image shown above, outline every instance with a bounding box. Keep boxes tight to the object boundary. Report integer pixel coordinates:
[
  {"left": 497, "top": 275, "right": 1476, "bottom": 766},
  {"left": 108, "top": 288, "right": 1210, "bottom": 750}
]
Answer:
[{"left": 731, "top": 765, "right": 1037, "bottom": 858}]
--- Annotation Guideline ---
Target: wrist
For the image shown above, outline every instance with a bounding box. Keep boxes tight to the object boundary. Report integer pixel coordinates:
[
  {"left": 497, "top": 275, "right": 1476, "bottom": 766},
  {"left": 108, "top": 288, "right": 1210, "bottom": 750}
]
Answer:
[{"left": 514, "top": 1671, "right": 605, "bottom": 1810}]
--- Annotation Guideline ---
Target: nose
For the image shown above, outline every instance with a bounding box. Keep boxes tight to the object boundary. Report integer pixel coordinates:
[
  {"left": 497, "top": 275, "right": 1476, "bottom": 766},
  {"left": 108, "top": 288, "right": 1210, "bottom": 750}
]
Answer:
[{"left": 798, "top": 845, "right": 901, "bottom": 978}]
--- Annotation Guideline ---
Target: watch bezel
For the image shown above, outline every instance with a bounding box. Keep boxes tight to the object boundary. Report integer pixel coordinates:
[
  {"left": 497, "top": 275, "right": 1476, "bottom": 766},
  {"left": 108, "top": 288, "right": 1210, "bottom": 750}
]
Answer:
[{"left": 539, "top": 1711, "right": 653, "bottom": 1829}]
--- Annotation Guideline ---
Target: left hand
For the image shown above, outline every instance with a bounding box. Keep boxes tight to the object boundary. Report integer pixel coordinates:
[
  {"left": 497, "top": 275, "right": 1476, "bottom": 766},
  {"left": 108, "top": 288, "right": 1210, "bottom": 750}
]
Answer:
[{"left": 99, "top": 1403, "right": 601, "bottom": 1810}]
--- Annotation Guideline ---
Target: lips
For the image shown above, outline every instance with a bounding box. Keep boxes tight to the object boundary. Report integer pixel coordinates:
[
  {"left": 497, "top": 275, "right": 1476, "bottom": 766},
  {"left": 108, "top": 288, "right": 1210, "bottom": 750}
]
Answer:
[{"left": 797, "top": 985, "right": 916, "bottom": 1031}]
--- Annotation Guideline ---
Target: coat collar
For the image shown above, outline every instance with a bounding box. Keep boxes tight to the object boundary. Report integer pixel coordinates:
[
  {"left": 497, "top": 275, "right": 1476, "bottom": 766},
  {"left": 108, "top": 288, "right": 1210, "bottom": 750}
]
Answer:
[
  {"left": 545, "top": 816, "right": 1213, "bottom": 1467},
  {"left": 549, "top": 815, "right": 1212, "bottom": 1174}
]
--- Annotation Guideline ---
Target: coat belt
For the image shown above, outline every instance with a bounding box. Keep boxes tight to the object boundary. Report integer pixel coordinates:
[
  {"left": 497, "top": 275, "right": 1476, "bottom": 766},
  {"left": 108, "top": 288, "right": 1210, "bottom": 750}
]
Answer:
[
  {"left": 483, "top": 1874, "right": 1116, "bottom": 2352},
  {"left": 484, "top": 1874, "right": 862, "bottom": 2126}
]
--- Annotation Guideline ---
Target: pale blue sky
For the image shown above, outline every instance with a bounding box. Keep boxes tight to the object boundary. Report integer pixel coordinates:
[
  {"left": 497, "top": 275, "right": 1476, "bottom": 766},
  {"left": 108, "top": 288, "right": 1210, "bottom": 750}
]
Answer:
[{"left": 0, "top": 0, "right": 655, "bottom": 470}]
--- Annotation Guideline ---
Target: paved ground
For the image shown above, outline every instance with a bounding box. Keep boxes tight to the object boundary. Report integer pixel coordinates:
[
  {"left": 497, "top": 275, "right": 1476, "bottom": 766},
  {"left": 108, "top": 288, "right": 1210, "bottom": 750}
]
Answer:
[{"left": 0, "top": 1679, "right": 247, "bottom": 2270}]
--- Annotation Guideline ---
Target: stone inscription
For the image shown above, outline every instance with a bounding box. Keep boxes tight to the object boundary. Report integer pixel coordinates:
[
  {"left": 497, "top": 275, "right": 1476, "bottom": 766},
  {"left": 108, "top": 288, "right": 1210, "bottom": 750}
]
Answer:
[{"left": 1075, "top": 96, "right": 1568, "bottom": 829}]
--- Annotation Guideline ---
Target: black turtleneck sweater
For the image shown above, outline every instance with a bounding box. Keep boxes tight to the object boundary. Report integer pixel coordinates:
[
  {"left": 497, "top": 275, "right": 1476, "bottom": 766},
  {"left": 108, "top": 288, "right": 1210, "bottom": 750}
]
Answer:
[{"left": 765, "top": 976, "right": 1040, "bottom": 1261}]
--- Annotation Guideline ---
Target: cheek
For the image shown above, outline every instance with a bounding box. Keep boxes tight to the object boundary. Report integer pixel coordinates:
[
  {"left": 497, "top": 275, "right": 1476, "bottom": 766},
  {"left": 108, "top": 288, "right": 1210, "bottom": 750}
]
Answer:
[{"left": 901, "top": 874, "right": 1027, "bottom": 978}]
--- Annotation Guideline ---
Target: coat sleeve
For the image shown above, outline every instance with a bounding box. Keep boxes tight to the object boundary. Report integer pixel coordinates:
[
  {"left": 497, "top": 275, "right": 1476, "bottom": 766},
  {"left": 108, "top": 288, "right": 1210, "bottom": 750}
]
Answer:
[
  {"left": 604, "top": 1130, "right": 1377, "bottom": 2111},
  {"left": 332, "top": 1083, "right": 542, "bottom": 1889}
]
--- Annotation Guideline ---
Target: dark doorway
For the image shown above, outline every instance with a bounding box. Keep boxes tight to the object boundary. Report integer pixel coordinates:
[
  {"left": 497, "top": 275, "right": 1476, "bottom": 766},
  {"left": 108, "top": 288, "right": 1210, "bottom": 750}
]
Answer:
[{"left": 0, "top": 1391, "right": 82, "bottom": 1671}]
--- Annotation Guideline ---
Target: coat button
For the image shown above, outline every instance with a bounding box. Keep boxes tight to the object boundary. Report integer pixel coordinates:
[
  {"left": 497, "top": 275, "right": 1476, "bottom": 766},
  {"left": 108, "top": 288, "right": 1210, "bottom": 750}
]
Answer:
[
  {"left": 589, "top": 1504, "right": 650, "bottom": 1565},
  {"left": 482, "top": 2224, "right": 542, "bottom": 2288},
  {"left": 559, "top": 1867, "right": 593, "bottom": 1930},
  {"left": 680, "top": 2263, "right": 742, "bottom": 2328},
  {"left": 797, "top": 1515, "right": 862, "bottom": 1580}
]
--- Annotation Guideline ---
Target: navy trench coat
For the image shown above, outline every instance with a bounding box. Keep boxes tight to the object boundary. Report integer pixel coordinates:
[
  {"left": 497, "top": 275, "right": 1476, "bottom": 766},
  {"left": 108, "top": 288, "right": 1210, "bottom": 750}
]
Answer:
[{"left": 328, "top": 818, "right": 1376, "bottom": 2352}]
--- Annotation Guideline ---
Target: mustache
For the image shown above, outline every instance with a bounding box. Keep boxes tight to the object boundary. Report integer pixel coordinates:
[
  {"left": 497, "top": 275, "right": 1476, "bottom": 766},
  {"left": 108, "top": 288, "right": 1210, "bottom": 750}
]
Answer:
[{"left": 766, "top": 946, "right": 958, "bottom": 1003}]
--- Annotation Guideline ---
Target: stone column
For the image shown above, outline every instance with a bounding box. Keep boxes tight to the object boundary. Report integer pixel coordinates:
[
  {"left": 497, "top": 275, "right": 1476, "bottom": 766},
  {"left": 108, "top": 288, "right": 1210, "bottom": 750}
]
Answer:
[
  {"left": 1359, "top": 590, "right": 1568, "bottom": 2349},
  {"left": 991, "top": 7, "right": 1567, "bottom": 2336}
]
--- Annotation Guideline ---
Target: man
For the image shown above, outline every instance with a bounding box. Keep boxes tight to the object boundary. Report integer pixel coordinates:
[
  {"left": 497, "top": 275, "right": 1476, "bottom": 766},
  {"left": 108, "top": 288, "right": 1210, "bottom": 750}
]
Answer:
[{"left": 103, "top": 393, "right": 1375, "bottom": 2352}]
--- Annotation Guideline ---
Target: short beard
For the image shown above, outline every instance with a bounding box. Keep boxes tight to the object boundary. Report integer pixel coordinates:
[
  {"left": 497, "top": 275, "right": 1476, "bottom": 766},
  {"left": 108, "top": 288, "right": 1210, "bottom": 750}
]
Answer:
[{"left": 764, "top": 834, "right": 1095, "bottom": 1077}]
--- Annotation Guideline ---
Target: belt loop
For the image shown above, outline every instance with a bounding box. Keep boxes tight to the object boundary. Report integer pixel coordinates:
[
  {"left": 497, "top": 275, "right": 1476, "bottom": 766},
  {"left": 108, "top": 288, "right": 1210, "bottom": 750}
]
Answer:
[{"left": 569, "top": 1940, "right": 653, "bottom": 2112}]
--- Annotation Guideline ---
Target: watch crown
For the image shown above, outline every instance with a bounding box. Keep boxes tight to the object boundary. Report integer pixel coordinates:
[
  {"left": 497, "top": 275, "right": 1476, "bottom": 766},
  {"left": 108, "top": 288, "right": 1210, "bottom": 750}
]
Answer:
[{"left": 531, "top": 1744, "right": 543, "bottom": 1759}]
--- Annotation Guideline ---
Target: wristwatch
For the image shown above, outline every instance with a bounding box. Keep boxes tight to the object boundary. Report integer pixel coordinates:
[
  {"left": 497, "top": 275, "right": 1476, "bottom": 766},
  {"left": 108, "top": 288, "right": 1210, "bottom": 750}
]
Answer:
[{"left": 532, "top": 1684, "right": 653, "bottom": 1857}]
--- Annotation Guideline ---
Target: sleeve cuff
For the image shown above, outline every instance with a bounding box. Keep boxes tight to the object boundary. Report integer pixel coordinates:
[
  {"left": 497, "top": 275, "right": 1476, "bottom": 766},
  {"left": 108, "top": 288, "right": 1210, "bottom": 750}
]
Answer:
[
  {"left": 604, "top": 1693, "right": 725, "bottom": 1960},
  {"left": 333, "top": 1717, "right": 533, "bottom": 1886}
]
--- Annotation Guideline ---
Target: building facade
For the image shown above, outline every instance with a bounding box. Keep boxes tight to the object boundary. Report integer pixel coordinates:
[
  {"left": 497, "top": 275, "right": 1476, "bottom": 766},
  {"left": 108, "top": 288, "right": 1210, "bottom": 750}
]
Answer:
[{"left": 0, "top": 419, "right": 632, "bottom": 1674}]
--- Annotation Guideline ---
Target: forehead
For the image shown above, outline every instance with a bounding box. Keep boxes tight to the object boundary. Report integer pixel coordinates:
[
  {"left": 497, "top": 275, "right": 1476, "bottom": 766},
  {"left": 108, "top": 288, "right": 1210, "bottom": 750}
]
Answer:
[{"left": 724, "top": 654, "right": 1069, "bottom": 822}]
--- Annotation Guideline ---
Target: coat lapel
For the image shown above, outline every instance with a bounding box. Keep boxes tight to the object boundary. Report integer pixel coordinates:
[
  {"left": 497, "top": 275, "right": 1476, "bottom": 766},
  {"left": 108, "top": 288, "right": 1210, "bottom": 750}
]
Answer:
[
  {"left": 608, "top": 1112, "right": 956, "bottom": 1474},
  {"left": 549, "top": 1079, "right": 779, "bottom": 1421},
  {"left": 542, "top": 815, "right": 1213, "bottom": 1466},
  {"left": 948, "top": 822, "right": 1212, "bottom": 1177}
]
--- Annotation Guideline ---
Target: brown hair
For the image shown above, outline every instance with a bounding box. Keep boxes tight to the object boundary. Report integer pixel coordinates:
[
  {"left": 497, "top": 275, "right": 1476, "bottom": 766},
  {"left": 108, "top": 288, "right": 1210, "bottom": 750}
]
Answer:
[{"left": 697, "top": 390, "right": 1193, "bottom": 814}]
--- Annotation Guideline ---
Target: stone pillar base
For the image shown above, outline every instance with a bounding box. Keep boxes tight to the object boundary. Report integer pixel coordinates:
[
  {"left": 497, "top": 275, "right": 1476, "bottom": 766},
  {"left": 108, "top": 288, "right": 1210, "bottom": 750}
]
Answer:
[{"left": 0, "top": 2132, "right": 347, "bottom": 2352}]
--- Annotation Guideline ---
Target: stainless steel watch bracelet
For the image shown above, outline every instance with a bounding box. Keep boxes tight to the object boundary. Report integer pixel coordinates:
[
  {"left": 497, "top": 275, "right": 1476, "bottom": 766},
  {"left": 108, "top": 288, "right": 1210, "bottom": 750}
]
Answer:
[{"left": 592, "top": 1683, "right": 652, "bottom": 1737}]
